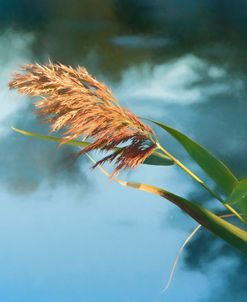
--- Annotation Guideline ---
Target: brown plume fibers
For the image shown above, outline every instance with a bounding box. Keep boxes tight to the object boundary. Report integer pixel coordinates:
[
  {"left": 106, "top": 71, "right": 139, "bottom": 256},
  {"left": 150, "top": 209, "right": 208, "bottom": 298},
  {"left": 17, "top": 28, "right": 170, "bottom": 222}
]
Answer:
[{"left": 9, "top": 63, "right": 157, "bottom": 175}]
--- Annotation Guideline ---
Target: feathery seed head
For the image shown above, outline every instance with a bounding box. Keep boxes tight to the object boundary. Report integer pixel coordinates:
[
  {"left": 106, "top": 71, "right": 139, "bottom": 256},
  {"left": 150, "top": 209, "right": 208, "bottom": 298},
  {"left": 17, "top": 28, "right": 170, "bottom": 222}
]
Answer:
[{"left": 9, "top": 63, "right": 157, "bottom": 175}]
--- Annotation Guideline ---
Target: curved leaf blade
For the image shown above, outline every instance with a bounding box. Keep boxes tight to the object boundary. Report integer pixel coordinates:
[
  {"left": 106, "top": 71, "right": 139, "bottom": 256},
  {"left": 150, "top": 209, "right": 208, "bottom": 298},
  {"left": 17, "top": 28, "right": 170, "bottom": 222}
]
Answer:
[
  {"left": 123, "top": 181, "right": 247, "bottom": 255},
  {"left": 12, "top": 127, "right": 174, "bottom": 166},
  {"left": 226, "top": 179, "right": 247, "bottom": 205},
  {"left": 12, "top": 127, "right": 90, "bottom": 148},
  {"left": 146, "top": 119, "right": 238, "bottom": 196},
  {"left": 226, "top": 179, "right": 247, "bottom": 223},
  {"left": 144, "top": 150, "right": 173, "bottom": 166}
]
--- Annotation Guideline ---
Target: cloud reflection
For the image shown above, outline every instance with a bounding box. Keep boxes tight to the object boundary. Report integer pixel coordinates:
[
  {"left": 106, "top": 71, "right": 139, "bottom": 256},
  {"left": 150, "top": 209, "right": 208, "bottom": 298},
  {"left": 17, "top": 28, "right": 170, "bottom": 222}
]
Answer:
[{"left": 0, "top": 31, "right": 89, "bottom": 194}]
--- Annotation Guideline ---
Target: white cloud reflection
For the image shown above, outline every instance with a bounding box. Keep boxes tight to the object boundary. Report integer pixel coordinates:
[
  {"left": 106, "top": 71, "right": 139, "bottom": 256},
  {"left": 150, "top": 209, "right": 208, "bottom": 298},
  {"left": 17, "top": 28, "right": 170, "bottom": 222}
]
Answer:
[
  {"left": 113, "top": 54, "right": 243, "bottom": 118},
  {"left": 0, "top": 30, "right": 33, "bottom": 136},
  {"left": 0, "top": 31, "right": 245, "bottom": 302}
]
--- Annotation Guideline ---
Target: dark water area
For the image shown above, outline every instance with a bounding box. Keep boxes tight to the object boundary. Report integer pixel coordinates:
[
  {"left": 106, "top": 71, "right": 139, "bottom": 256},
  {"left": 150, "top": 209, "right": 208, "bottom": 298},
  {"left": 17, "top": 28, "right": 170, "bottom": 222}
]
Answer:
[{"left": 0, "top": 1, "right": 247, "bottom": 301}]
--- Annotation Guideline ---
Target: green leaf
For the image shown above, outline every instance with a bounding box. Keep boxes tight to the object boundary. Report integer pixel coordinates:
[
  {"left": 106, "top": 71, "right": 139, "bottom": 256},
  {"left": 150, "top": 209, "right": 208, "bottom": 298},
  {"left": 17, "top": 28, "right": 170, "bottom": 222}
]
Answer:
[
  {"left": 12, "top": 127, "right": 174, "bottom": 167},
  {"left": 145, "top": 119, "right": 238, "bottom": 196},
  {"left": 226, "top": 179, "right": 247, "bottom": 223},
  {"left": 226, "top": 179, "right": 247, "bottom": 205},
  {"left": 123, "top": 181, "right": 247, "bottom": 255},
  {"left": 144, "top": 150, "right": 173, "bottom": 166},
  {"left": 12, "top": 127, "right": 90, "bottom": 148}
]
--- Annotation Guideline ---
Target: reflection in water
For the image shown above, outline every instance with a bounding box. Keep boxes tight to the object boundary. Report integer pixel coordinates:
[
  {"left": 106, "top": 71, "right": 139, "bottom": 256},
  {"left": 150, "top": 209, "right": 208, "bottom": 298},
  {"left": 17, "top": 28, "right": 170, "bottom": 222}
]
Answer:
[
  {"left": 185, "top": 229, "right": 247, "bottom": 302},
  {"left": 0, "top": 1, "right": 247, "bottom": 301},
  {"left": 0, "top": 31, "right": 89, "bottom": 194},
  {"left": 115, "top": 54, "right": 230, "bottom": 107},
  {"left": 111, "top": 35, "right": 174, "bottom": 49},
  {"left": 0, "top": 31, "right": 32, "bottom": 136}
]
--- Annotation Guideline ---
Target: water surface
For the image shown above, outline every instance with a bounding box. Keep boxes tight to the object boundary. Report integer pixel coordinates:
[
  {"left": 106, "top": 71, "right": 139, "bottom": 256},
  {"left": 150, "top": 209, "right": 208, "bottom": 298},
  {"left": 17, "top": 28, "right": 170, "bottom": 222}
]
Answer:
[{"left": 0, "top": 1, "right": 247, "bottom": 301}]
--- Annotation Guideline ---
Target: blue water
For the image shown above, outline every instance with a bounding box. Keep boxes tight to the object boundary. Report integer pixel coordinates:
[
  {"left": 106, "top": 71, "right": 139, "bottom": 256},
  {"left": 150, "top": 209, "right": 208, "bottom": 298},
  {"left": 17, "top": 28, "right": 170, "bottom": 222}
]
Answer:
[{"left": 0, "top": 2, "right": 247, "bottom": 301}]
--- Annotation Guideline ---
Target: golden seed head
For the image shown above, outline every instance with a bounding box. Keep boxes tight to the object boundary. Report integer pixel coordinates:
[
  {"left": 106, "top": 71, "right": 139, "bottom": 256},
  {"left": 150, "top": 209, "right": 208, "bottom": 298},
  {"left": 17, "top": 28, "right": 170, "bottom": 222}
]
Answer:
[{"left": 9, "top": 62, "right": 157, "bottom": 175}]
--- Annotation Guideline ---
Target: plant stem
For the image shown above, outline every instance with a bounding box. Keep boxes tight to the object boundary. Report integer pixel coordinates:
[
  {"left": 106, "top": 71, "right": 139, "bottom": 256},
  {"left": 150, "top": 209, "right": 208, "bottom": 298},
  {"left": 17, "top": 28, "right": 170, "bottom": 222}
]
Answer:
[{"left": 157, "top": 143, "right": 245, "bottom": 223}]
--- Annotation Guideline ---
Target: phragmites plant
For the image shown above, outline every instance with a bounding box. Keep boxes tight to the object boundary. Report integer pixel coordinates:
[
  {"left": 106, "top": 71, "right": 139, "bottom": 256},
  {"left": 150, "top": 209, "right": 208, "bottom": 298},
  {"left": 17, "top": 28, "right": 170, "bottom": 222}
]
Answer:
[
  {"left": 9, "top": 62, "right": 247, "bottom": 283},
  {"left": 9, "top": 63, "right": 157, "bottom": 175}
]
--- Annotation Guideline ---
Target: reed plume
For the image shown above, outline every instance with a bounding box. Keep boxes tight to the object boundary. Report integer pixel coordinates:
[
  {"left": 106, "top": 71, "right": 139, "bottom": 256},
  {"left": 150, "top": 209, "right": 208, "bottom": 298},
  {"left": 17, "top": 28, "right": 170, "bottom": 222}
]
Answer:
[{"left": 9, "top": 63, "right": 157, "bottom": 175}]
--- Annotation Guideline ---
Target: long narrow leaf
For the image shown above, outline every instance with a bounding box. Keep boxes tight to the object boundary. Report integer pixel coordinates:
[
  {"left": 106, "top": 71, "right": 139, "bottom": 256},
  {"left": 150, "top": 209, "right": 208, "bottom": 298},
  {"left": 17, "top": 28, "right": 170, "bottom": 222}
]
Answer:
[
  {"left": 12, "top": 127, "right": 174, "bottom": 167},
  {"left": 122, "top": 181, "right": 247, "bottom": 255},
  {"left": 226, "top": 179, "right": 247, "bottom": 223},
  {"left": 86, "top": 153, "right": 247, "bottom": 255},
  {"left": 145, "top": 119, "right": 238, "bottom": 196},
  {"left": 12, "top": 127, "right": 90, "bottom": 148}
]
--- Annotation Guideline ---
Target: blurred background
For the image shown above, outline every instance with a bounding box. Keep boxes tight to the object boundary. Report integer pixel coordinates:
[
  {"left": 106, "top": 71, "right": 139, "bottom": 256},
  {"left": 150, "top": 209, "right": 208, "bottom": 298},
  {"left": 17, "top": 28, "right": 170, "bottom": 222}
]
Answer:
[{"left": 0, "top": 1, "right": 247, "bottom": 301}]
